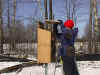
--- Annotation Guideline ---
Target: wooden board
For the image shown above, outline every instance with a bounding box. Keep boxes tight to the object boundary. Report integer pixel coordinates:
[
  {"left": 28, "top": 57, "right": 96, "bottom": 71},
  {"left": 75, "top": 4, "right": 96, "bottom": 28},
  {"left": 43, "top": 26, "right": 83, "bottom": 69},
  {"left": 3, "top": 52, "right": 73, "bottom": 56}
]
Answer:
[
  {"left": 45, "top": 19, "right": 60, "bottom": 24},
  {"left": 37, "top": 28, "right": 51, "bottom": 63}
]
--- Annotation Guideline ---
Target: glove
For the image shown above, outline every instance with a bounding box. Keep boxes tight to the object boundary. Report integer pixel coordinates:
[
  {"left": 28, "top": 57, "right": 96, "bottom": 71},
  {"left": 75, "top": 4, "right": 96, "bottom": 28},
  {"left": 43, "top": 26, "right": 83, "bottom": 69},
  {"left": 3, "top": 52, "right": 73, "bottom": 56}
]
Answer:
[
  {"left": 57, "top": 56, "right": 60, "bottom": 62},
  {"left": 57, "top": 56, "right": 63, "bottom": 64},
  {"left": 59, "top": 56, "right": 63, "bottom": 64}
]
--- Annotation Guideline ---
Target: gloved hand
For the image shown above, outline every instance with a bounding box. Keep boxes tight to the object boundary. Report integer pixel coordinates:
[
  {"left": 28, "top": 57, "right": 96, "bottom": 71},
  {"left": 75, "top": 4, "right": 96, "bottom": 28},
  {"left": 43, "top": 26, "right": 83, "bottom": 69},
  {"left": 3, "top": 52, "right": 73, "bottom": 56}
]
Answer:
[
  {"left": 57, "top": 56, "right": 60, "bottom": 62},
  {"left": 57, "top": 56, "right": 63, "bottom": 64}
]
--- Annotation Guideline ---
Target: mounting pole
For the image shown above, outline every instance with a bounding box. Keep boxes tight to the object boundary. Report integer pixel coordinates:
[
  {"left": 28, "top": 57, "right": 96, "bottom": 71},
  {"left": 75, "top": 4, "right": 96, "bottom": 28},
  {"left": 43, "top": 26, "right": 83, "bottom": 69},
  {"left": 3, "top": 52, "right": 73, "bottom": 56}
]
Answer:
[{"left": 45, "top": 64, "right": 48, "bottom": 75}]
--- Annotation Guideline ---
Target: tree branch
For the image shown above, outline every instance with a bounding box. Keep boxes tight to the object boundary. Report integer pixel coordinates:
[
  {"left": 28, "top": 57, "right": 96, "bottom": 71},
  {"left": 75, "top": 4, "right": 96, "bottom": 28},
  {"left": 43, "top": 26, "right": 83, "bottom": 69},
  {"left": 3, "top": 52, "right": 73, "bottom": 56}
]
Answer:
[{"left": 0, "top": 60, "right": 38, "bottom": 74}]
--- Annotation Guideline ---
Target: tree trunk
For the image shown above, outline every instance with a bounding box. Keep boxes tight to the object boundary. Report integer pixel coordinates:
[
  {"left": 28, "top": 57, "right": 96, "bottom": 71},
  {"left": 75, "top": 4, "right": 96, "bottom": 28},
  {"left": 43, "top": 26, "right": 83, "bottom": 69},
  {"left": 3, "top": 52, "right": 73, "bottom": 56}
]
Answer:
[
  {"left": 10, "top": 0, "right": 16, "bottom": 51},
  {"left": 0, "top": 0, "right": 4, "bottom": 54},
  {"left": 0, "top": 60, "right": 37, "bottom": 74}
]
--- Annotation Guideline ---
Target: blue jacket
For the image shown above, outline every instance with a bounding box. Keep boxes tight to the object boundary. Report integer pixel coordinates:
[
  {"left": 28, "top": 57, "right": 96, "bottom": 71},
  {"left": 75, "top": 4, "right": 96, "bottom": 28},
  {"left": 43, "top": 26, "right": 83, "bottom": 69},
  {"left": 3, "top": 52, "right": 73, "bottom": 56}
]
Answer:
[{"left": 57, "top": 26, "right": 78, "bottom": 56}]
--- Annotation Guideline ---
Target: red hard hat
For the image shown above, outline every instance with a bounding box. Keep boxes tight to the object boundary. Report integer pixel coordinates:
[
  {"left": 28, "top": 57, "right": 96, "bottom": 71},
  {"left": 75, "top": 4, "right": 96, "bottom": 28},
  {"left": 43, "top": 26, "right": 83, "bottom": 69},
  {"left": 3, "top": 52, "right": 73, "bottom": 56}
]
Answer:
[{"left": 64, "top": 20, "right": 74, "bottom": 29}]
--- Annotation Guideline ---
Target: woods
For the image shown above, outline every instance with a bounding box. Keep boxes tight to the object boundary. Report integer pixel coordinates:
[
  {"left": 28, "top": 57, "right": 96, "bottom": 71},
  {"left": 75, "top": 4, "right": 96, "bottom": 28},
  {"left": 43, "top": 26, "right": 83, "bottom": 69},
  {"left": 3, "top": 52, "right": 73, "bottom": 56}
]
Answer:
[{"left": 0, "top": 0, "right": 100, "bottom": 74}]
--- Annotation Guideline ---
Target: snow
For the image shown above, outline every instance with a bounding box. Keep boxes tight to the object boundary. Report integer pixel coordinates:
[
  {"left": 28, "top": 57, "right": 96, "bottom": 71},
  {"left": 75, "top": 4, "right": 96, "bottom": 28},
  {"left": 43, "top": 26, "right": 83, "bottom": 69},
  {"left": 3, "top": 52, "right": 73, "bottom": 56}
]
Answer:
[{"left": 0, "top": 61, "right": 100, "bottom": 75}]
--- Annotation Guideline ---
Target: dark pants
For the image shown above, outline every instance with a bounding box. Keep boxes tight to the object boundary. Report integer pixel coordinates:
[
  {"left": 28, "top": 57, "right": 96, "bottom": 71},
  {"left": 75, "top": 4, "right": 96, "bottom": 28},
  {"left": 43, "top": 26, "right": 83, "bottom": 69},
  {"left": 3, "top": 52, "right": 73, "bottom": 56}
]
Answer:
[{"left": 62, "top": 56, "right": 80, "bottom": 75}]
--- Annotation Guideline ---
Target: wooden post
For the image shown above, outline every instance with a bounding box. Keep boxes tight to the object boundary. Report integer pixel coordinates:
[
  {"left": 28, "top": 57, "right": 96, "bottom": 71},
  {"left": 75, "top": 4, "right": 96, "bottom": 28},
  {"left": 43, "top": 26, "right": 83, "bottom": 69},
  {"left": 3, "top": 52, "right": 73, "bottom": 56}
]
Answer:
[
  {"left": 44, "top": 0, "right": 48, "bottom": 19},
  {"left": 49, "top": 0, "right": 53, "bottom": 20},
  {"left": 49, "top": 0, "right": 56, "bottom": 62},
  {"left": 44, "top": 0, "right": 48, "bottom": 29}
]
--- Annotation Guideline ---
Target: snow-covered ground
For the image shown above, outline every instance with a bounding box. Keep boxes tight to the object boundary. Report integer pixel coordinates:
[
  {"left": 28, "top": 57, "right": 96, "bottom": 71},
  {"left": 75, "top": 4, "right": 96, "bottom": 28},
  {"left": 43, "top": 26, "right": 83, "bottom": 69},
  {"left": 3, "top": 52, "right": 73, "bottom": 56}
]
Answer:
[{"left": 0, "top": 61, "right": 100, "bottom": 75}]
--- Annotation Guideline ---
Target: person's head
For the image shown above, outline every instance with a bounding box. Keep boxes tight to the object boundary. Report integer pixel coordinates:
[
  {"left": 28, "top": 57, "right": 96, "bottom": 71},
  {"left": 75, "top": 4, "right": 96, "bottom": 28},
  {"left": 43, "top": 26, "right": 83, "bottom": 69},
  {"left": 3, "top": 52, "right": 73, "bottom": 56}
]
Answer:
[{"left": 64, "top": 19, "right": 74, "bottom": 29}]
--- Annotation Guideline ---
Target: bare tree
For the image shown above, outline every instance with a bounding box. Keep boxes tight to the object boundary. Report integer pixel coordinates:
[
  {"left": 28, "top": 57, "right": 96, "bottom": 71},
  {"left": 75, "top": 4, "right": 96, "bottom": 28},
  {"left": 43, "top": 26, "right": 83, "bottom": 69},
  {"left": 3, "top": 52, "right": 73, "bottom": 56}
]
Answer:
[
  {"left": 0, "top": 0, "right": 4, "bottom": 54},
  {"left": 12, "top": 0, "right": 16, "bottom": 25},
  {"left": 84, "top": 23, "right": 90, "bottom": 39},
  {"left": 9, "top": 0, "right": 17, "bottom": 51},
  {"left": 71, "top": 0, "right": 77, "bottom": 25},
  {"left": 4, "top": 20, "right": 26, "bottom": 41},
  {"left": 98, "top": 18, "right": 100, "bottom": 40},
  {"left": 7, "top": 0, "right": 10, "bottom": 29},
  {"left": 65, "top": 0, "right": 78, "bottom": 24},
  {"left": 65, "top": 0, "right": 69, "bottom": 19}
]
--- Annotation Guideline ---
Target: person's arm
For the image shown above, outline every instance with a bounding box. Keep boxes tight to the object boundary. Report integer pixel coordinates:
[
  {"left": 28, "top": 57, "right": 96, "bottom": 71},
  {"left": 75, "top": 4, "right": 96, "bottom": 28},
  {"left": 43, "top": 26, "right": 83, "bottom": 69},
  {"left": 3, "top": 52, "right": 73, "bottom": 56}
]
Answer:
[{"left": 54, "top": 21, "right": 64, "bottom": 40}]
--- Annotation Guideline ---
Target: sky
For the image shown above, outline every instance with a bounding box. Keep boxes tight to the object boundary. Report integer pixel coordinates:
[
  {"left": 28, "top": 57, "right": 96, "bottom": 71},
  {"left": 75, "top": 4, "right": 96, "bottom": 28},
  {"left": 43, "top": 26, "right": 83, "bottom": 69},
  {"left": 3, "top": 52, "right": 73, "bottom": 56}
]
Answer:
[
  {"left": 17, "top": 0, "right": 91, "bottom": 38},
  {"left": 3, "top": 0, "right": 100, "bottom": 38},
  {"left": 52, "top": 0, "right": 90, "bottom": 38}
]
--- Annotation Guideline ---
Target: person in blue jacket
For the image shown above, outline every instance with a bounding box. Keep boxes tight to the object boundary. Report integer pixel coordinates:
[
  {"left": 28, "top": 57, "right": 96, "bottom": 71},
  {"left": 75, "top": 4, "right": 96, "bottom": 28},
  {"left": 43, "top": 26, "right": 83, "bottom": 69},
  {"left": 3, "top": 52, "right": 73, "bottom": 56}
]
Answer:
[{"left": 56, "top": 19, "right": 80, "bottom": 75}]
